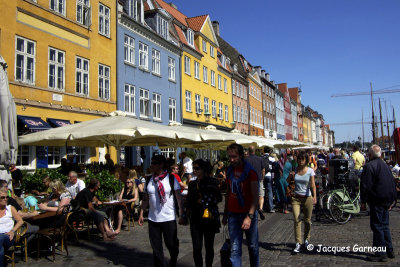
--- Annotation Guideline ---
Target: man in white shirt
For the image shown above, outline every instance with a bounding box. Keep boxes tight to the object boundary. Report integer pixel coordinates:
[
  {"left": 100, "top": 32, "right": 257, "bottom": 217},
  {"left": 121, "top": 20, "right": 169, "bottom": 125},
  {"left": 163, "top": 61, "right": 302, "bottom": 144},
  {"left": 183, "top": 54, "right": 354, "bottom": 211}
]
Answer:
[
  {"left": 65, "top": 171, "right": 85, "bottom": 199},
  {"left": 180, "top": 152, "right": 193, "bottom": 182},
  {"left": 138, "top": 155, "right": 183, "bottom": 267}
]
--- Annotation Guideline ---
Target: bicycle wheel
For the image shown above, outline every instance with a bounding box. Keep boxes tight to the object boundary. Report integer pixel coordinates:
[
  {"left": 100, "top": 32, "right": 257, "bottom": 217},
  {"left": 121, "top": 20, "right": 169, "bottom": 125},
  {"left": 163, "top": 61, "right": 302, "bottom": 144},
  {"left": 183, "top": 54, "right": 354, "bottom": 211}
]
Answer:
[
  {"left": 328, "top": 193, "right": 351, "bottom": 224},
  {"left": 319, "top": 192, "right": 333, "bottom": 220}
]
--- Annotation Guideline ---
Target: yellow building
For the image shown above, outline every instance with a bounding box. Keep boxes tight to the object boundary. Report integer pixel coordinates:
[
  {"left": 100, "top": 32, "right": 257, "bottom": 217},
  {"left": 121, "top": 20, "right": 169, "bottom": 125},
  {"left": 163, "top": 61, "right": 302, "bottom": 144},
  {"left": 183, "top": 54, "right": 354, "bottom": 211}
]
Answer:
[
  {"left": 245, "top": 65, "right": 264, "bottom": 136},
  {"left": 0, "top": 0, "right": 117, "bottom": 169},
  {"left": 303, "top": 112, "right": 310, "bottom": 144},
  {"left": 155, "top": 0, "right": 233, "bottom": 130}
]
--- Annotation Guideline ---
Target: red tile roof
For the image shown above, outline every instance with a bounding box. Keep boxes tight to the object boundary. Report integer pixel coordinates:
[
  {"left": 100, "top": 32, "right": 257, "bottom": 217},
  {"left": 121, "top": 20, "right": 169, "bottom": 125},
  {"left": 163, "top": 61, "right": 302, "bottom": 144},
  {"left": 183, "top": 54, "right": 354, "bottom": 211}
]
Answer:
[
  {"left": 144, "top": 1, "right": 150, "bottom": 11},
  {"left": 154, "top": 0, "right": 188, "bottom": 27},
  {"left": 186, "top": 15, "right": 208, "bottom": 32},
  {"left": 288, "top": 87, "right": 299, "bottom": 101},
  {"left": 174, "top": 24, "right": 188, "bottom": 46}
]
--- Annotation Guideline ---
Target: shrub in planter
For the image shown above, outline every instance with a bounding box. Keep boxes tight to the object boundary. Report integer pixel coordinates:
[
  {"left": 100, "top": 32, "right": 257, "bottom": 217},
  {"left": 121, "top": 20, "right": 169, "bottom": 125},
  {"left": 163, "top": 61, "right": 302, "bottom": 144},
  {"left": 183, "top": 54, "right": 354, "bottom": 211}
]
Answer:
[
  {"left": 22, "top": 169, "right": 67, "bottom": 194},
  {"left": 84, "top": 170, "right": 120, "bottom": 201}
]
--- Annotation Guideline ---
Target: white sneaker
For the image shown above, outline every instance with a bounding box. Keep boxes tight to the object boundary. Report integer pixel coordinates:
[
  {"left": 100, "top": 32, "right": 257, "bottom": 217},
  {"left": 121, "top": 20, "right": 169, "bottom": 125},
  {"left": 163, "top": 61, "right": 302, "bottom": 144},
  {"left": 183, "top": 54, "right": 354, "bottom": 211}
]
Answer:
[{"left": 293, "top": 243, "right": 301, "bottom": 253}]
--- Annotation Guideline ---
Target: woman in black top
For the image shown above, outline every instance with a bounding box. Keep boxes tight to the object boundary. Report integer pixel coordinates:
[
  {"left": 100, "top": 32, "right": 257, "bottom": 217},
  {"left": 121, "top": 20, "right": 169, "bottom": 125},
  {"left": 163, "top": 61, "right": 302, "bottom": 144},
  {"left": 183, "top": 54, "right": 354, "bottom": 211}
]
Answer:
[
  {"left": 184, "top": 159, "right": 222, "bottom": 267},
  {"left": 115, "top": 177, "right": 138, "bottom": 233}
]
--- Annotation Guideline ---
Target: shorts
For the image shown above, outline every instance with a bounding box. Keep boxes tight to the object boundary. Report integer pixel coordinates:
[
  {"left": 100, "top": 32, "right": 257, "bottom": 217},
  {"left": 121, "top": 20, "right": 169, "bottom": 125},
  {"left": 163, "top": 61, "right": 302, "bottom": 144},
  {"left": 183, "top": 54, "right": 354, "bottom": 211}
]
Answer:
[
  {"left": 86, "top": 209, "right": 107, "bottom": 225},
  {"left": 258, "top": 180, "right": 265, "bottom": 197}
]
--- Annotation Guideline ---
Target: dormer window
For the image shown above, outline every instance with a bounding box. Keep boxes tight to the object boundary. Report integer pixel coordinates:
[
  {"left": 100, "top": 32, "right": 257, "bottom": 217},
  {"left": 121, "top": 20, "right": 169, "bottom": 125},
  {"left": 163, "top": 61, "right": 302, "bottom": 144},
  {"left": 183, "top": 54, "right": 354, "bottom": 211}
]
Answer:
[
  {"left": 157, "top": 15, "right": 169, "bottom": 40},
  {"left": 185, "top": 29, "right": 194, "bottom": 47},
  {"left": 221, "top": 55, "right": 226, "bottom": 68},
  {"left": 234, "top": 64, "right": 238, "bottom": 72},
  {"left": 126, "top": 0, "right": 143, "bottom": 23}
]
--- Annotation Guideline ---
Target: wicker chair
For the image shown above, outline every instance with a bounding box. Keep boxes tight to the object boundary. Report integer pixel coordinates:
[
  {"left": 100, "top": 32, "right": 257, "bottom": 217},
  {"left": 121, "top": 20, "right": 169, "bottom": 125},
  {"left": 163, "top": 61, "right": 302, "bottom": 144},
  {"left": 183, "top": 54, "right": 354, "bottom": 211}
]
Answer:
[{"left": 5, "top": 222, "right": 28, "bottom": 267}]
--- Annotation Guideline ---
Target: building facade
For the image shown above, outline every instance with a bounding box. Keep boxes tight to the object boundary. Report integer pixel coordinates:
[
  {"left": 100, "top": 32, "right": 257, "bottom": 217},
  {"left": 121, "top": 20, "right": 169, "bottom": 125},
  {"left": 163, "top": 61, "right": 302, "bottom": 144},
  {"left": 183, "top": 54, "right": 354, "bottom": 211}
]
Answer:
[
  {"left": 290, "top": 98, "right": 298, "bottom": 141},
  {"left": 257, "top": 67, "right": 276, "bottom": 139},
  {"left": 278, "top": 83, "right": 293, "bottom": 140},
  {"left": 289, "top": 87, "right": 303, "bottom": 142},
  {"left": 275, "top": 88, "right": 285, "bottom": 140}
]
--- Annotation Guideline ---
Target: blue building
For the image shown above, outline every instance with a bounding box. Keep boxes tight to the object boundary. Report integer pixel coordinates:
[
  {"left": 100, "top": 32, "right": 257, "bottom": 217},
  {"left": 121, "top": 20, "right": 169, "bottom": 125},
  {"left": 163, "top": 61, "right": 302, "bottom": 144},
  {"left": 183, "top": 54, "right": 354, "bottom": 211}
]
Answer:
[{"left": 117, "top": 0, "right": 182, "bottom": 168}]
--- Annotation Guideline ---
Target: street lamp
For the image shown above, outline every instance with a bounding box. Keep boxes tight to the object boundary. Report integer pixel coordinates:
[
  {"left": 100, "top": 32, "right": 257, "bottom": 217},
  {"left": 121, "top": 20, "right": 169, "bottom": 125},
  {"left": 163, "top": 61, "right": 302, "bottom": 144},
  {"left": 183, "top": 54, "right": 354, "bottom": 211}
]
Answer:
[{"left": 204, "top": 112, "right": 211, "bottom": 122}]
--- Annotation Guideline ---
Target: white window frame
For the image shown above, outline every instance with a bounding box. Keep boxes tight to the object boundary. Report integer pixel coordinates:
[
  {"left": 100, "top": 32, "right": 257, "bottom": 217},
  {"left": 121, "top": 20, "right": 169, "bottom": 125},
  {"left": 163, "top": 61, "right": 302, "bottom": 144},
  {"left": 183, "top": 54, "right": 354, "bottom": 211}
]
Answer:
[
  {"left": 76, "top": 0, "right": 91, "bottom": 26},
  {"left": 184, "top": 56, "right": 190, "bottom": 75},
  {"left": 124, "top": 84, "right": 135, "bottom": 115},
  {"left": 232, "top": 80, "right": 236, "bottom": 95},
  {"left": 210, "top": 45, "right": 214, "bottom": 57},
  {"left": 15, "top": 36, "right": 36, "bottom": 84},
  {"left": 233, "top": 104, "right": 237, "bottom": 122},
  {"left": 48, "top": 47, "right": 65, "bottom": 90},
  {"left": 212, "top": 100, "right": 216, "bottom": 118},
  {"left": 237, "top": 106, "right": 241, "bottom": 123},
  {"left": 186, "top": 29, "right": 194, "bottom": 47},
  {"left": 225, "top": 105, "right": 229, "bottom": 122},
  {"left": 50, "top": 0, "right": 66, "bottom": 15},
  {"left": 152, "top": 93, "right": 161, "bottom": 120},
  {"left": 169, "top": 98, "right": 176, "bottom": 122},
  {"left": 195, "top": 94, "right": 201, "bottom": 114},
  {"left": 211, "top": 70, "right": 215, "bottom": 86},
  {"left": 194, "top": 61, "right": 200, "bottom": 79},
  {"left": 219, "top": 103, "right": 223, "bottom": 120},
  {"left": 204, "top": 97, "right": 209, "bottom": 114},
  {"left": 152, "top": 49, "right": 161, "bottom": 75},
  {"left": 202, "top": 39, "right": 207, "bottom": 53},
  {"left": 168, "top": 57, "right": 175, "bottom": 81},
  {"left": 98, "top": 64, "right": 110, "bottom": 100},
  {"left": 139, "top": 42, "right": 148, "bottom": 70},
  {"left": 124, "top": 35, "right": 135, "bottom": 64},
  {"left": 203, "top": 66, "right": 208, "bottom": 83},
  {"left": 218, "top": 75, "right": 222, "bottom": 90},
  {"left": 139, "top": 88, "right": 150, "bottom": 118},
  {"left": 75, "top": 56, "right": 89, "bottom": 95},
  {"left": 224, "top": 78, "right": 227, "bottom": 93},
  {"left": 241, "top": 107, "right": 244, "bottom": 123},
  {"left": 47, "top": 146, "right": 62, "bottom": 168},
  {"left": 185, "top": 90, "right": 192, "bottom": 112},
  {"left": 157, "top": 15, "right": 169, "bottom": 39},
  {"left": 98, "top": 3, "right": 110, "bottom": 37}
]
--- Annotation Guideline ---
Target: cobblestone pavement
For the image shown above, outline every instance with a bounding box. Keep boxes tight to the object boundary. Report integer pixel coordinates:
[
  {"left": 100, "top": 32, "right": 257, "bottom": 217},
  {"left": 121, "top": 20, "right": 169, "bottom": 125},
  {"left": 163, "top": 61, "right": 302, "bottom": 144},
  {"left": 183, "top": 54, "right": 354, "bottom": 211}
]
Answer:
[{"left": 13, "top": 205, "right": 400, "bottom": 267}]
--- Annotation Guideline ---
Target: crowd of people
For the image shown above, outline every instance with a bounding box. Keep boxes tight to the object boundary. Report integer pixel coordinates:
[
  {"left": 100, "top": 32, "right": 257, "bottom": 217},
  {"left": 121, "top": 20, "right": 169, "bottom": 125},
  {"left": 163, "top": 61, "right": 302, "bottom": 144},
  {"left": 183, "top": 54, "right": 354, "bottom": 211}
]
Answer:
[{"left": 0, "top": 144, "right": 398, "bottom": 266}]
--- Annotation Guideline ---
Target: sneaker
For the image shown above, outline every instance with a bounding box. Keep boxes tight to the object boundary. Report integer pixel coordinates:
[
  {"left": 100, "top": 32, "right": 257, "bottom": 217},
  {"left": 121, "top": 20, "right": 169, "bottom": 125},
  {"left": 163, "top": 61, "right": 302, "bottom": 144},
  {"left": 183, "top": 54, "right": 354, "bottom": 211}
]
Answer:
[
  {"left": 258, "top": 210, "right": 265, "bottom": 220},
  {"left": 387, "top": 248, "right": 395, "bottom": 259},
  {"left": 293, "top": 243, "right": 301, "bottom": 253},
  {"left": 268, "top": 209, "right": 275, "bottom": 213},
  {"left": 304, "top": 240, "right": 309, "bottom": 247},
  {"left": 367, "top": 254, "right": 388, "bottom": 262}
]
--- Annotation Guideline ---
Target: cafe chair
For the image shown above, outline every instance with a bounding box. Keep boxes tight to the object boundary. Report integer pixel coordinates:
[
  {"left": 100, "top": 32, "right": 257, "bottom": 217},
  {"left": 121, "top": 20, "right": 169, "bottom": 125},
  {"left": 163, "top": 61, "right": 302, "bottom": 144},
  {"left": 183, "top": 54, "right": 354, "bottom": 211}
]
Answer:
[
  {"left": 126, "top": 202, "right": 137, "bottom": 232},
  {"left": 5, "top": 222, "right": 28, "bottom": 267},
  {"left": 36, "top": 204, "right": 70, "bottom": 262},
  {"left": 66, "top": 208, "right": 87, "bottom": 243}
]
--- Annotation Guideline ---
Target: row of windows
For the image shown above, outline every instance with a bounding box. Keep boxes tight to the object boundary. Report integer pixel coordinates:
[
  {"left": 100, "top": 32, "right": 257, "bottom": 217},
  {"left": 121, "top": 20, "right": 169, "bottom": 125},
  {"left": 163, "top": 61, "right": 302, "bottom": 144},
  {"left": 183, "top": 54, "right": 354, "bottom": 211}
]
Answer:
[
  {"left": 202, "top": 39, "right": 215, "bottom": 57},
  {"left": 250, "top": 107, "right": 263, "bottom": 126},
  {"left": 185, "top": 91, "right": 229, "bottom": 121},
  {"left": 124, "top": 35, "right": 176, "bottom": 81},
  {"left": 249, "top": 82, "right": 262, "bottom": 102},
  {"left": 124, "top": 84, "right": 177, "bottom": 122},
  {"left": 232, "top": 105, "right": 248, "bottom": 124},
  {"left": 232, "top": 80, "right": 247, "bottom": 100},
  {"left": 15, "top": 36, "right": 110, "bottom": 100},
  {"left": 262, "top": 100, "right": 275, "bottom": 115},
  {"left": 262, "top": 84, "right": 275, "bottom": 99},
  {"left": 264, "top": 117, "right": 276, "bottom": 131}
]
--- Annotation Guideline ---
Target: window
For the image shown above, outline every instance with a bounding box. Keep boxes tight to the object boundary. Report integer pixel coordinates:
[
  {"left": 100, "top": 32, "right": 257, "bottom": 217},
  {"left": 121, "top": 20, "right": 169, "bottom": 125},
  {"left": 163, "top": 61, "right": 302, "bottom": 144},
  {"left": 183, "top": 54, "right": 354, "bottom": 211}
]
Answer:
[
  {"left": 221, "top": 54, "right": 226, "bottom": 67},
  {"left": 124, "top": 35, "right": 135, "bottom": 64},
  {"left": 139, "top": 42, "right": 148, "bottom": 69},
  {"left": 139, "top": 89, "right": 150, "bottom": 117},
  {"left": 194, "top": 61, "right": 200, "bottom": 79},
  {"left": 212, "top": 100, "right": 216, "bottom": 118},
  {"left": 169, "top": 98, "right": 176, "bottom": 122},
  {"left": 195, "top": 94, "right": 201, "bottom": 113},
  {"left": 240, "top": 84, "right": 243, "bottom": 98},
  {"left": 16, "top": 146, "right": 30, "bottom": 168},
  {"left": 185, "top": 90, "right": 192, "bottom": 112},
  {"left": 75, "top": 147, "right": 90, "bottom": 164},
  {"left": 126, "top": 0, "right": 142, "bottom": 22},
  {"left": 219, "top": 103, "right": 223, "bottom": 120},
  {"left": 185, "top": 29, "right": 194, "bottom": 46},
  {"left": 241, "top": 108, "right": 244, "bottom": 123},
  {"left": 50, "top": 0, "right": 65, "bottom": 15},
  {"left": 224, "top": 78, "right": 227, "bottom": 93},
  {"left": 202, "top": 39, "right": 207, "bottom": 53},
  {"left": 237, "top": 106, "right": 241, "bottom": 123},
  {"left": 211, "top": 70, "right": 215, "bottom": 86},
  {"left": 232, "top": 80, "right": 236, "bottom": 95},
  {"left": 124, "top": 84, "right": 135, "bottom": 114},
  {"left": 233, "top": 105, "right": 237, "bottom": 121},
  {"left": 168, "top": 57, "right": 175, "bottom": 81},
  {"left": 15, "top": 36, "right": 36, "bottom": 84},
  {"left": 75, "top": 56, "right": 89, "bottom": 95},
  {"left": 98, "top": 64, "right": 110, "bottom": 100},
  {"left": 48, "top": 146, "right": 61, "bottom": 166},
  {"left": 77, "top": 0, "right": 90, "bottom": 26},
  {"left": 263, "top": 100, "right": 266, "bottom": 111},
  {"left": 218, "top": 75, "right": 222, "bottom": 90},
  {"left": 98, "top": 3, "right": 110, "bottom": 37},
  {"left": 152, "top": 93, "right": 161, "bottom": 120},
  {"left": 48, "top": 47, "right": 64, "bottom": 90},
  {"left": 245, "top": 109, "right": 248, "bottom": 123},
  {"left": 152, "top": 49, "right": 161, "bottom": 75},
  {"left": 210, "top": 45, "right": 214, "bottom": 57},
  {"left": 184, "top": 56, "right": 190, "bottom": 75},
  {"left": 225, "top": 105, "right": 229, "bottom": 121},
  {"left": 204, "top": 97, "right": 209, "bottom": 114},
  {"left": 157, "top": 15, "right": 169, "bottom": 39},
  {"left": 203, "top": 66, "right": 208, "bottom": 83},
  {"left": 244, "top": 86, "right": 247, "bottom": 100}
]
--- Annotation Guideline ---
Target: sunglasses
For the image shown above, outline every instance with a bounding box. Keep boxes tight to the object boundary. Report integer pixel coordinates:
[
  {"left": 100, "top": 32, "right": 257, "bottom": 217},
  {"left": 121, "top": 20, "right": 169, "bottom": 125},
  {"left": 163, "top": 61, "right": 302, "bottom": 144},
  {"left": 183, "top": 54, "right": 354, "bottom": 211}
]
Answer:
[
  {"left": 0, "top": 196, "right": 9, "bottom": 200},
  {"left": 126, "top": 181, "right": 133, "bottom": 184},
  {"left": 193, "top": 166, "right": 201, "bottom": 171}
]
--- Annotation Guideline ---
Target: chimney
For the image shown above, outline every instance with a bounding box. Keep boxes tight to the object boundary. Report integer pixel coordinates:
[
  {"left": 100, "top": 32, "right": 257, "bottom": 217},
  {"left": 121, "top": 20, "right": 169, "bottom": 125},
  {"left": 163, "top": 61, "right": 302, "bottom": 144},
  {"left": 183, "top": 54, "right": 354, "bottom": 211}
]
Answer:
[
  {"left": 168, "top": 2, "right": 178, "bottom": 10},
  {"left": 255, "top": 66, "right": 262, "bottom": 76},
  {"left": 212, "top": 21, "right": 220, "bottom": 36},
  {"left": 266, "top": 73, "right": 270, "bottom": 81},
  {"left": 261, "top": 70, "right": 266, "bottom": 78}
]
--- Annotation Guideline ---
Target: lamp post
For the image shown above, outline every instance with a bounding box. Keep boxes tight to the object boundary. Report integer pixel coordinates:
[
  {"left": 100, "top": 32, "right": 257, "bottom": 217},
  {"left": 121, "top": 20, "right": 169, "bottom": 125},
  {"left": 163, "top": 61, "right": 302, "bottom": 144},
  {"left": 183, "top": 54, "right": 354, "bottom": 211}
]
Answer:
[{"left": 204, "top": 112, "right": 211, "bottom": 123}]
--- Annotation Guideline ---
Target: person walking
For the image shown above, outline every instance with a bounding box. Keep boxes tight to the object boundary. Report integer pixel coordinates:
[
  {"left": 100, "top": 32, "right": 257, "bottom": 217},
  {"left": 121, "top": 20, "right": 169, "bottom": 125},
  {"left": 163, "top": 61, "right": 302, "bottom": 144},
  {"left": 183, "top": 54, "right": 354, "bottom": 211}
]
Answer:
[
  {"left": 276, "top": 152, "right": 291, "bottom": 214},
  {"left": 183, "top": 159, "right": 222, "bottom": 267},
  {"left": 222, "top": 143, "right": 259, "bottom": 267},
  {"left": 288, "top": 150, "right": 316, "bottom": 253},
  {"left": 262, "top": 147, "right": 275, "bottom": 213},
  {"left": 361, "top": 145, "right": 397, "bottom": 262},
  {"left": 352, "top": 145, "right": 365, "bottom": 175},
  {"left": 138, "top": 155, "right": 183, "bottom": 267}
]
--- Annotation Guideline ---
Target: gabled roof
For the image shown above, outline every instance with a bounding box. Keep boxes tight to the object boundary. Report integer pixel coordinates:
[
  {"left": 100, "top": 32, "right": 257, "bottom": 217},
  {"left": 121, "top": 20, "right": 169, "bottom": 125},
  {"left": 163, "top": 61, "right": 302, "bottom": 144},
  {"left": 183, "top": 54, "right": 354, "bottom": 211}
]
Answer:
[
  {"left": 186, "top": 15, "right": 208, "bottom": 32},
  {"left": 154, "top": 0, "right": 188, "bottom": 27},
  {"left": 216, "top": 35, "right": 247, "bottom": 79},
  {"left": 144, "top": 1, "right": 150, "bottom": 11},
  {"left": 174, "top": 24, "right": 189, "bottom": 46},
  {"left": 288, "top": 87, "right": 299, "bottom": 102}
]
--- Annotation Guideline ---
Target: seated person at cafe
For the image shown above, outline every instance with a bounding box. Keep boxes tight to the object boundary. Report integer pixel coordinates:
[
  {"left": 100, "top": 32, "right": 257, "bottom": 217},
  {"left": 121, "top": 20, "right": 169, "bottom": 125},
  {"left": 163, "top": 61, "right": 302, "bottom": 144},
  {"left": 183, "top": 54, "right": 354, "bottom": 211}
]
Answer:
[
  {"left": 65, "top": 171, "right": 85, "bottom": 199},
  {"left": 38, "top": 180, "right": 72, "bottom": 211},
  {"left": 31, "top": 176, "right": 52, "bottom": 196},
  {"left": 114, "top": 176, "right": 139, "bottom": 234},
  {"left": 0, "top": 188, "right": 24, "bottom": 267},
  {"left": 75, "top": 178, "right": 117, "bottom": 240}
]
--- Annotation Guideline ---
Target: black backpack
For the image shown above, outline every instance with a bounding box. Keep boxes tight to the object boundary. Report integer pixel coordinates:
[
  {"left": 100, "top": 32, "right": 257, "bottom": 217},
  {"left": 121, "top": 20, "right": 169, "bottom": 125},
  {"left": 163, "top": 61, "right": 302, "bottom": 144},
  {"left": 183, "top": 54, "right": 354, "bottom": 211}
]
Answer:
[{"left": 262, "top": 154, "right": 271, "bottom": 174}]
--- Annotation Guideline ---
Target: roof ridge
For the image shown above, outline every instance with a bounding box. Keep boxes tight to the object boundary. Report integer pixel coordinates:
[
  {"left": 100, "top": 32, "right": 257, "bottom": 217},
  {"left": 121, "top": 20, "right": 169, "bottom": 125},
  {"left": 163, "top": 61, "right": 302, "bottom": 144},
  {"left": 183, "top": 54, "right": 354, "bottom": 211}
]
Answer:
[{"left": 187, "top": 14, "right": 209, "bottom": 19}]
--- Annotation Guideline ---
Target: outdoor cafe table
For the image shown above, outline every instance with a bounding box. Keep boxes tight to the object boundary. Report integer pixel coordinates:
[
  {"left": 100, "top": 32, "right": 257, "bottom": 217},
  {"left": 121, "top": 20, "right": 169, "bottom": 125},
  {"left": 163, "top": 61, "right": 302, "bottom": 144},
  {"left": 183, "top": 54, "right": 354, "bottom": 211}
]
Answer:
[
  {"left": 28, "top": 211, "right": 57, "bottom": 221},
  {"left": 99, "top": 201, "right": 130, "bottom": 231}
]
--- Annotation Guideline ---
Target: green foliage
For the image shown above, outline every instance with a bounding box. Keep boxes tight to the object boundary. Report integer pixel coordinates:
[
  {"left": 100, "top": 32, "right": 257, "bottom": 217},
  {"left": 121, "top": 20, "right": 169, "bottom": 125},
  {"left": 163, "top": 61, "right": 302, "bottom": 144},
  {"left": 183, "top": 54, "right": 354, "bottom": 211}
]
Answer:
[
  {"left": 84, "top": 170, "right": 121, "bottom": 201},
  {"left": 185, "top": 149, "right": 197, "bottom": 161}
]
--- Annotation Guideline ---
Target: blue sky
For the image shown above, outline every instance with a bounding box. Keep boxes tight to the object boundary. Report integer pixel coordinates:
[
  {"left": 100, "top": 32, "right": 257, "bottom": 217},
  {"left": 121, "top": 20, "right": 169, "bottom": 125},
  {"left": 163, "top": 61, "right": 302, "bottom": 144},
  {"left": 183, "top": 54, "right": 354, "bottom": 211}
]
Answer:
[{"left": 170, "top": 0, "right": 400, "bottom": 143}]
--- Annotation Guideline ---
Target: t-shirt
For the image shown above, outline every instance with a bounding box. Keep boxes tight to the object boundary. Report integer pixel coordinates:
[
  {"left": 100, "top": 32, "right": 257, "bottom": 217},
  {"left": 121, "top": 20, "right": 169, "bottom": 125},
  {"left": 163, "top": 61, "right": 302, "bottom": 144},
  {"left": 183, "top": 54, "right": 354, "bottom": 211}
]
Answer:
[
  {"left": 183, "top": 157, "right": 193, "bottom": 174},
  {"left": 171, "top": 173, "right": 184, "bottom": 193},
  {"left": 146, "top": 174, "right": 181, "bottom": 223},
  {"left": 66, "top": 179, "right": 86, "bottom": 199},
  {"left": 352, "top": 151, "right": 365, "bottom": 170},
  {"left": 226, "top": 165, "right": 258, "bottom": 213},
  {"left": 48, "top": 191, "right": 72, "bottom": 207},
  {"left": 245, "top": 155, "right": 265, "bottom": 181},
  {"left": 75, "top": 188, "right": 94, "bottom": 209},
  {"left": 294, "top": 167, "right": 315, "bottom": 197}
]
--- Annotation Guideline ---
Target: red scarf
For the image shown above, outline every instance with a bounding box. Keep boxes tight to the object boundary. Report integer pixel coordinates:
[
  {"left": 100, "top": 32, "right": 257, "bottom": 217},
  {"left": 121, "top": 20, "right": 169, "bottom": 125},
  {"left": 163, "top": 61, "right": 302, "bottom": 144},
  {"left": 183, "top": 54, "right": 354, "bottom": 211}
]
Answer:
[{"left": 153, "top": 171, "right": 168, "bottom": 204}]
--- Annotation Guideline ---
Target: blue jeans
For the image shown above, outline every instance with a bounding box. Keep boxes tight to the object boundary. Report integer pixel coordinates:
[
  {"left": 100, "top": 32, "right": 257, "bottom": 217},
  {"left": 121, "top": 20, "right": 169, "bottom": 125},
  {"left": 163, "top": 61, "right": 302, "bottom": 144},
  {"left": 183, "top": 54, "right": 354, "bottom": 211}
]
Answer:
[
  {"left": 369, "top": 203, "right": 393, "bottom": 254},
  {"left": 0, "top": 233, "right": 14, "bottom": 267},
  {"left": 264, "top": 175, "right": 274, "bottom": 211},
  {"left": 228, "top": 211, "right": 259, "bottom": 267}
]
